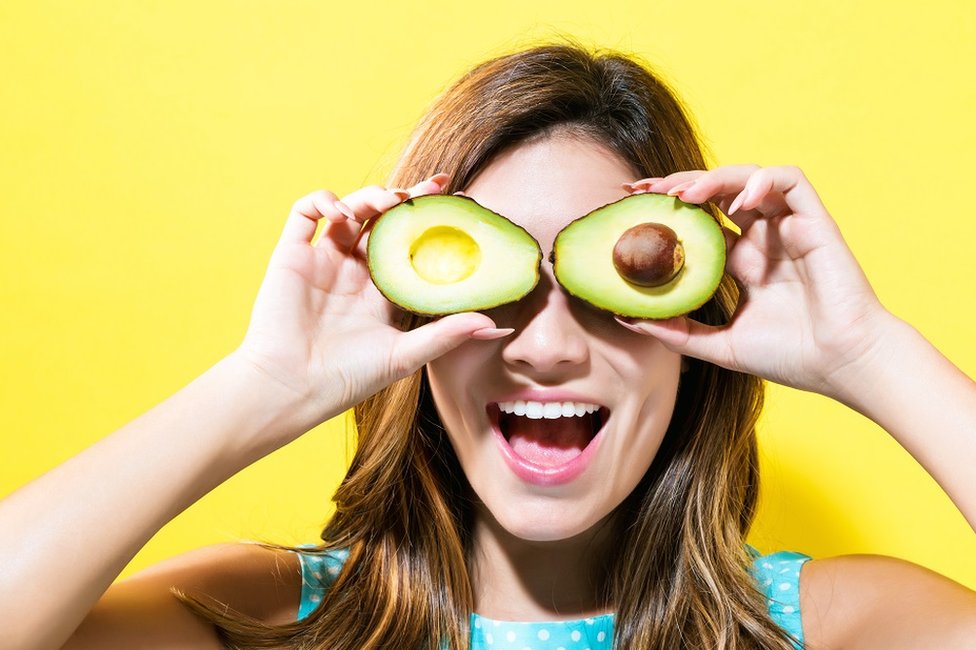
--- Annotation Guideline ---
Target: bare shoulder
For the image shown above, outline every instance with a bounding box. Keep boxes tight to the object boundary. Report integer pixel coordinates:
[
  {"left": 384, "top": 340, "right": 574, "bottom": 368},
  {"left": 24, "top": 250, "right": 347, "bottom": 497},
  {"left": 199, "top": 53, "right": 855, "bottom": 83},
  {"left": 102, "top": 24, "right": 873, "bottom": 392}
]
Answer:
[
  {"left": 65, "top": 542, "right": 303, "bottom": 649},
  {"left": 799, "top": 553, "right": 976, "bottom": 650}
]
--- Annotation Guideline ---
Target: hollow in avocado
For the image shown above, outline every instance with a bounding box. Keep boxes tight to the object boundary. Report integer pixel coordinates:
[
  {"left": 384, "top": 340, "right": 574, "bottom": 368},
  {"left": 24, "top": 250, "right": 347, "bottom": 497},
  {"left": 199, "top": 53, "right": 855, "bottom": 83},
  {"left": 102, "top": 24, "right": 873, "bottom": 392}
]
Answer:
[{"left": 367, "top": 194, "right": 543, "bottom": 315}]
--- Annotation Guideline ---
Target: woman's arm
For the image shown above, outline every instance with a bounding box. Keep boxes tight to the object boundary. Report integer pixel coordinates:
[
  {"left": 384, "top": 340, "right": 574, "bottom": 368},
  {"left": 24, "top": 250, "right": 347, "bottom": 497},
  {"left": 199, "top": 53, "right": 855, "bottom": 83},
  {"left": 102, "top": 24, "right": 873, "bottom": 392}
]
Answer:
[
  {"left": 822, "top": 311, "right": 976, "bottom": 533},
  {"left": 0, "top": 174, "right": 502, "bottom": 650},
  {"left": 0, "top": 354, "right": 310, "bottom": 650}
]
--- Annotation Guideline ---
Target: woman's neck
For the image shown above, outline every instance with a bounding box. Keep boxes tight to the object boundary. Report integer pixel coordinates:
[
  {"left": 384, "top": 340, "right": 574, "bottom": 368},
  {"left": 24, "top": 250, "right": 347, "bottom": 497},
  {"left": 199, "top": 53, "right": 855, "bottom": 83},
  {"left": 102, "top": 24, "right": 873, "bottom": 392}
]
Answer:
[{"left": 468, "top": 506, "right": 616, "bottom": 621}]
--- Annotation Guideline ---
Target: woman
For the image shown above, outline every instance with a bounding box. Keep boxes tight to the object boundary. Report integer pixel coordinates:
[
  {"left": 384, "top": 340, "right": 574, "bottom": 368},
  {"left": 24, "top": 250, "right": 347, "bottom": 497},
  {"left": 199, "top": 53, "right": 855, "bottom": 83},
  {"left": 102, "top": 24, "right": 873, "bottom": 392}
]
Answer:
[{"left": 3, "top": 40, "right": 975, "bottom": 650}]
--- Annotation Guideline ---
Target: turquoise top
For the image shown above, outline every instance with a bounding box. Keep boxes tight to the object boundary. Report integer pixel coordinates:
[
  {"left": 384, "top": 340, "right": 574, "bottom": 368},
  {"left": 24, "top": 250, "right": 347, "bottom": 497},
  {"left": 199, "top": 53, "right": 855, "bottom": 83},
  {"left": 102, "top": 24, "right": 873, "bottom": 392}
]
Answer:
[{"left": 294, "top": 543, "right": 810, "bottom": 650}]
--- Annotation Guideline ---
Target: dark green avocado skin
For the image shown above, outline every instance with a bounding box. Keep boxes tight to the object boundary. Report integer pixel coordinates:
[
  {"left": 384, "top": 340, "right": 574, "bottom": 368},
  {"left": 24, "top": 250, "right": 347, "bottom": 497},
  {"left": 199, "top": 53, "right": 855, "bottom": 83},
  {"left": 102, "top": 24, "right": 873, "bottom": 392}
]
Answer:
[{"left": 366, "top": 194, "right": 542, "bottom": 316}]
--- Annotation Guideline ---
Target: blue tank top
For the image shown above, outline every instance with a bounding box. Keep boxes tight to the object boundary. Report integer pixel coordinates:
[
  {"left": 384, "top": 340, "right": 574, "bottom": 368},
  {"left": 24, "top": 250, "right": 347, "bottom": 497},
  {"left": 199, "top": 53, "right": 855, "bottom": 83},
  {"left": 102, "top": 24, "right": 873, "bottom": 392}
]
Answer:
[{"left": 294, "top": 543, "right": 810, "bottom": 649}]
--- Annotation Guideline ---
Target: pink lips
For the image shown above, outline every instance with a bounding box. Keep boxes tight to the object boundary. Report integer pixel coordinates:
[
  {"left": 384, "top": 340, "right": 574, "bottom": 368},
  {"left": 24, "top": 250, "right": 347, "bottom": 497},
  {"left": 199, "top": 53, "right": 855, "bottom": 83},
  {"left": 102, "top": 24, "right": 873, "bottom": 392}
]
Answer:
[{"left": 488, "top": 405, "right": 607, "bottom": 486}]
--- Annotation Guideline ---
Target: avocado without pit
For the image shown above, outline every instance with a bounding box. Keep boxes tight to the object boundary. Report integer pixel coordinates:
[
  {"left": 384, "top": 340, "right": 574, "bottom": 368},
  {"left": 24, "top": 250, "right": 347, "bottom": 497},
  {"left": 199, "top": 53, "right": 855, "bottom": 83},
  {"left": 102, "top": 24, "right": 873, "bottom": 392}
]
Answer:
[
  {"left": 366, "top": 194, "right": 543, "bottom": 315},
  {"left": 551, "top": 193, "right": 726, "bottom": 319}
]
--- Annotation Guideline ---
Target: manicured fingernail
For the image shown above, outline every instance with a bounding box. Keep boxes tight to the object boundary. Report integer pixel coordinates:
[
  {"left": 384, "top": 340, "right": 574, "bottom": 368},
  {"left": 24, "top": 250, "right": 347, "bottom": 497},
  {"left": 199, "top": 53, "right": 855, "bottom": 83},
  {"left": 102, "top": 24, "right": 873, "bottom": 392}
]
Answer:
[
  {"left": 667, "top": 180, "right": 697, "bottom": 196},
  {"left": 427, "top": 172, "right": 451, "bottom": 185},
  {"left": 614, "top": 316, "right": 645, "bottom": 333},
  {"left": 471, "top": 327, "right": 515, "bottom": 340},
  {"left": 333, "top": 200, "right": 356, "bottom": 220},
  {"left": 391, "top": 189, "right": 411, "bottom": 200},
  {"left": 633, "top": 177, "right": 666, "bottom": 188},
  {"left": 727, "top": 189, "right": 748, "bottom": 215}
]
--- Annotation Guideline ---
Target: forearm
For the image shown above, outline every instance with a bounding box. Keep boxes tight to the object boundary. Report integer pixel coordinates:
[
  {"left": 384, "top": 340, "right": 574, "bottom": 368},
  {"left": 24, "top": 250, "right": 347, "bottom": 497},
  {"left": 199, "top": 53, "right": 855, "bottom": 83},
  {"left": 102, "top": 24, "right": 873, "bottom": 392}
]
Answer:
[
  {"left": 828, "top": 313, "right": 976, "bottom": 533},
  {"left": 0, "top": 353, "right": 315, "bottom": 650}
]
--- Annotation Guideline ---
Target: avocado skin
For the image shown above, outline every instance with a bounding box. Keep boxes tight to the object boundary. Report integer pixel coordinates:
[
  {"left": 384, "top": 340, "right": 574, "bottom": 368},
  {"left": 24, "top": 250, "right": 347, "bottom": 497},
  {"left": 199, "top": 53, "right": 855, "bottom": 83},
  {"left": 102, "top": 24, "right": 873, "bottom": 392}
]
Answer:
[
  {"left": 366, "top": 194, "right": 543, "bottom": 316},
  {"left": 551, "top": 193, "right": 726, "bottom": 320}
]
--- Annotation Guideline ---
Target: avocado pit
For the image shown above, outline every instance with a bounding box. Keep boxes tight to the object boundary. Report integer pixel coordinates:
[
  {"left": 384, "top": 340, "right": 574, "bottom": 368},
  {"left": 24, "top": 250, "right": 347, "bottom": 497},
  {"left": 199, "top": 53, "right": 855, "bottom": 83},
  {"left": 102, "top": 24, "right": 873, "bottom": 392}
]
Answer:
[{"left": 612, "top": 222, "right": 684, "bottom": 287}]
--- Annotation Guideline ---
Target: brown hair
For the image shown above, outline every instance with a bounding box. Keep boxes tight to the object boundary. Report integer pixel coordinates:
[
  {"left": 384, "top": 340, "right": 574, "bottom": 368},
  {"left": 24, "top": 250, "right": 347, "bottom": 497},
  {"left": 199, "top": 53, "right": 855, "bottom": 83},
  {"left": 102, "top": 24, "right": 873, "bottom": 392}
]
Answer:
[{"left": 177, "top": 34, "right": 802, "bottom": 650}]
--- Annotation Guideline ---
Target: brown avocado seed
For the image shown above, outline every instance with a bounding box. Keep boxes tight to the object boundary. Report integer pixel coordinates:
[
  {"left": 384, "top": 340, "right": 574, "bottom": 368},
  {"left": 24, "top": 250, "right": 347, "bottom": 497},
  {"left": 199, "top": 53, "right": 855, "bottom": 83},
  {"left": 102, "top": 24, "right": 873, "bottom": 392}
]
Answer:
[{"left": 612, "top": 222, "right": 684, "bottom": 287}]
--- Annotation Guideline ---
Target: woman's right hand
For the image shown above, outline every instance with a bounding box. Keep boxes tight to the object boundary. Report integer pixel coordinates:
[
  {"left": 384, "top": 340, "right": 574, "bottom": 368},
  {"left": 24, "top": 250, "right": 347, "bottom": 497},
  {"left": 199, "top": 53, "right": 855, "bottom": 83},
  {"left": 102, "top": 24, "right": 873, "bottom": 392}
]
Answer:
[{"left": 231, "top": 172, "right": 510, "bottom": 432}]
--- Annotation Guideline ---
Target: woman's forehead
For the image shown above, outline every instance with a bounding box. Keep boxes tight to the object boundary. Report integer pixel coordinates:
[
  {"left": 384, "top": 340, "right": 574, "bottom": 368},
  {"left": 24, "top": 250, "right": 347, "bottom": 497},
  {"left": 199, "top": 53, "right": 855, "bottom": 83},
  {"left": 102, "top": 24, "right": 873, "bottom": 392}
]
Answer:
[{"left": 463, "top": 136, "right": 637, "bottom": 250}]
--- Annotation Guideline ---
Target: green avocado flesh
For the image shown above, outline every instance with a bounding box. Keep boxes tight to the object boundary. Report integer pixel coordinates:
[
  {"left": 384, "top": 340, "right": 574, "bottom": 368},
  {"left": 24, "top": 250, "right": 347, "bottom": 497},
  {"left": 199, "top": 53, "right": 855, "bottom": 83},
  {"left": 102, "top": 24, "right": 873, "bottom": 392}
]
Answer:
[
  {"left": 552, "top": 193, "right": 726, "bottom": 319},
  {"left": 367, "top": 194, "right": 542, "bottom": 315}
]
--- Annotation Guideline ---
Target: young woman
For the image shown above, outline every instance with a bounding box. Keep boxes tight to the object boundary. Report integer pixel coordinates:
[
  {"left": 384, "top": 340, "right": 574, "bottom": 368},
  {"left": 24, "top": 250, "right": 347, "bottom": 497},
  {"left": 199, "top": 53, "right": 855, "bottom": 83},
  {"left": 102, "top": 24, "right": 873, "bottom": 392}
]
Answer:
[{"left": 3, "top": 41, "right": 975, "bottom": 650}]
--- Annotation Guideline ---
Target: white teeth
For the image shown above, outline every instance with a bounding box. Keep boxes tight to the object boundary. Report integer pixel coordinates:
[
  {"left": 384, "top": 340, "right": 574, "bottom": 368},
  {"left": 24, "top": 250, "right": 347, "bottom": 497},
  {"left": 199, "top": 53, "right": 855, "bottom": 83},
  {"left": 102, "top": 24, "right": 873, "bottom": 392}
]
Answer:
[{"left": 496, "top": 400, "right": 602, "bottom": 418}]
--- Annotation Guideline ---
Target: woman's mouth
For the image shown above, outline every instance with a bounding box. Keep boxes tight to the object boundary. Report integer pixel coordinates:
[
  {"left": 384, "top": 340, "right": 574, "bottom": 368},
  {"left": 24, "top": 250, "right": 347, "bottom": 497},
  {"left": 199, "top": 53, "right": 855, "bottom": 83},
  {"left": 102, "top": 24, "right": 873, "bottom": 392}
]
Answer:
[{"left": 487, "top": 400, "right": 610, "bottom": 486}]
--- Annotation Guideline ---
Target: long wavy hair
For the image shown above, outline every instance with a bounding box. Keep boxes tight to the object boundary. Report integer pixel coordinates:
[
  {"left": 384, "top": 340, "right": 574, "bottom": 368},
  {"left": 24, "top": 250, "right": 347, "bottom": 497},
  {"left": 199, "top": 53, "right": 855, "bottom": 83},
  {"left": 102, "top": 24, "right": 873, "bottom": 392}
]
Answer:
[{"left": 177, "top": 36, "right": 801, "bottom": 650}]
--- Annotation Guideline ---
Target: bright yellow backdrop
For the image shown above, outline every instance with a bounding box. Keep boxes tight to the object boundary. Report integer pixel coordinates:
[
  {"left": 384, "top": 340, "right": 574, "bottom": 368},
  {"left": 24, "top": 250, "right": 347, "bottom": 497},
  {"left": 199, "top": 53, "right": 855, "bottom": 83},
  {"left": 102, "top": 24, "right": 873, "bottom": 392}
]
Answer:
[{"left": 2, "top": 1, "right": 974, "bottom": 587}]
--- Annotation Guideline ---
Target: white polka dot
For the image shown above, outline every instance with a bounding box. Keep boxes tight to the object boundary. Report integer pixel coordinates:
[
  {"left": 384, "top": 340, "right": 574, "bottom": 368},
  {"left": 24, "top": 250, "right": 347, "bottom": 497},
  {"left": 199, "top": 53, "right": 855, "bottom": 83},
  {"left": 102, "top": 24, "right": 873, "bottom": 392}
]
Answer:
[
  {"left": 778, "top": 583, "right": 790, "bottom": 591},
  {"left": 538, "top": 629, "right": 550, "bottom": 640},
  {"left": 311, "top": 571, "right": 322, "bottom": 579},
  {"left": 309, "top": 594, "right": 320, "bottom": 602},
  {"left": 474, "top": 618, "right": 481, "bottom": 629},
  {"left": 327, "top": 565, "right": 339, "bottom": 576},
  {"left": 783, "top": 605, "right": 795, "bottom": 614},
  {"left": 493, "top": 620, "right": 502, "bottom": 627},
  {"left": 571, "top": 630, "right": 581, "bottom": 642},
  {"left": 523, "top": 646, "right": 532, "bottom": 650},
  {"left": 507, "top": 631, "right": 517, "bottom": 643},
  {"left": 764, "top": 578, "right": 773, "bottom": 586},
  {"left": 486, "top": 632, "right": 494, "bottom": 645},
  {"left": 779, "top": 567, "right": 791, "bottom": 574},
  {"left": 597, "top": 631, "right": 606, "bottom": 642},
  {"left": 585, "top": 617, "right": 595, "bottom": 625},
  {"left": 762, "top": 562, "right": 773, "bottom": 569}
]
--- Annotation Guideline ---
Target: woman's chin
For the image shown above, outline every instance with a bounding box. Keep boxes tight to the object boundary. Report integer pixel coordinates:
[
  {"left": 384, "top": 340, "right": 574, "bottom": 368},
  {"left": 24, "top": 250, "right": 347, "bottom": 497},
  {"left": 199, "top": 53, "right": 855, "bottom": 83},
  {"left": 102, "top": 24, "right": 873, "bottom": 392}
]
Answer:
[{"left": 483, "top": 498, "right": 608, "bottom": 543}]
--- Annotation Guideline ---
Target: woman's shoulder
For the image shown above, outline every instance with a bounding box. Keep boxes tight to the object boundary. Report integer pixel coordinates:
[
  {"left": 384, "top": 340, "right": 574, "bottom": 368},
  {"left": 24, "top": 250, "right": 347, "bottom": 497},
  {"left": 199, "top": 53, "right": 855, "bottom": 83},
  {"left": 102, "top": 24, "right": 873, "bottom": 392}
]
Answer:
[{"left": 792, "top": 551, "right": 976, "bottom": 650}]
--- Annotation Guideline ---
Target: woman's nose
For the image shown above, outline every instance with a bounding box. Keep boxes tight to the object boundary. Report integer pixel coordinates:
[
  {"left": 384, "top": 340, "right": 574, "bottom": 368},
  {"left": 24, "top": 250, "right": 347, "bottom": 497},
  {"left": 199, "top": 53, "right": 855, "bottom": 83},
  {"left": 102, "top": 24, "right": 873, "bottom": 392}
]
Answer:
[{"left": 500, "top": 274, "right": 590, "bottom": 376}]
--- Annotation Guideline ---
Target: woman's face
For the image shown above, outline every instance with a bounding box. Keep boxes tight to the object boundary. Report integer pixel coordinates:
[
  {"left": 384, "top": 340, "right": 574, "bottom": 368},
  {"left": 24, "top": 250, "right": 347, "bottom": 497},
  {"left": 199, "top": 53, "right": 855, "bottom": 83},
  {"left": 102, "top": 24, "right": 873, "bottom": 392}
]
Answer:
[{"left": 426, "top": 134, "right": 684, "bottom": 543}]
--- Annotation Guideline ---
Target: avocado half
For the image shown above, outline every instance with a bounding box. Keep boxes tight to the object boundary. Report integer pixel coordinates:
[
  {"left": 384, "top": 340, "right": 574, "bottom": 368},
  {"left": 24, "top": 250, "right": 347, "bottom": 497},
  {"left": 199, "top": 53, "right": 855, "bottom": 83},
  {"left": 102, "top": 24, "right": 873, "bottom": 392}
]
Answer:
[
  {"left": 552, "top": 193, "right": 726, "bottom": 319},
  {"left": 366, "top": 194, "right": 543, "bottom": 315}
]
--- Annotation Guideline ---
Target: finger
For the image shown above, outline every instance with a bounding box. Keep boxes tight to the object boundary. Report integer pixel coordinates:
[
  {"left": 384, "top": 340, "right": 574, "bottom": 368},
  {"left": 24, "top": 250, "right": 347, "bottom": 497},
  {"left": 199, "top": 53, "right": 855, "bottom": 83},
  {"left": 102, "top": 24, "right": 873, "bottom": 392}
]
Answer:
[
  {"left": 732, "top": 165, "right": 830, "bottom": 220},
  {"left": 334, "top": 185, "right": 413, "bottom": 224},
  {"left": 392, "top": 312, "right": 512, "bottom": 376},
  {"left": 614, "top": 315, "right": 735, "bottom": 369},
  {"left": 626, "top": 170, "right": 706, "bottom": 194},
  {"left": 279, "top": 190, "right": 345, "bottom": 247},
  {"left": 409, "top": 172, "right": 451, "bottom": 197}
]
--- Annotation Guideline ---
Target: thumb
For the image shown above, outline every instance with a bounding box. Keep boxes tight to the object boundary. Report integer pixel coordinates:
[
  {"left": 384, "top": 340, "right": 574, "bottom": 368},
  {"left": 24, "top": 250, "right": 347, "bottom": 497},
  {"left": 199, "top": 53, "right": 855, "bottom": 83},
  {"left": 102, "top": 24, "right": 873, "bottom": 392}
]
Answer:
[
  {"left": 393, "top": 312, "right": 513, "bottom": 375},
  {"left": 615, "top": 315, "right": 733, "bottom": 368}
]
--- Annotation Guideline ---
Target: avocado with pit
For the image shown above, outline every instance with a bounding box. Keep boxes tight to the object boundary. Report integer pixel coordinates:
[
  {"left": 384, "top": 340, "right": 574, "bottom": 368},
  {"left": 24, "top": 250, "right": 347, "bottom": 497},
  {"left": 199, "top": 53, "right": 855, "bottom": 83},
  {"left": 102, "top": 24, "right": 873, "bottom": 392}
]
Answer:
[
  {"left": 551, "top": 193, "right": 726, "bottom": 319},
  {"left": 367, "top": 194, "right": 543, "bottom": 315}
]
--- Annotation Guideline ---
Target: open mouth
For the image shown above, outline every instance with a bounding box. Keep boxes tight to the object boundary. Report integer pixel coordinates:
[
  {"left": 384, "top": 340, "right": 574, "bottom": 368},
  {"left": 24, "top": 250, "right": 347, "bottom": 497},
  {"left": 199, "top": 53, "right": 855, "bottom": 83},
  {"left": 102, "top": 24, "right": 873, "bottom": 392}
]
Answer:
[{"left": 487, "top": 400, "right": 610, "bottom": 468}]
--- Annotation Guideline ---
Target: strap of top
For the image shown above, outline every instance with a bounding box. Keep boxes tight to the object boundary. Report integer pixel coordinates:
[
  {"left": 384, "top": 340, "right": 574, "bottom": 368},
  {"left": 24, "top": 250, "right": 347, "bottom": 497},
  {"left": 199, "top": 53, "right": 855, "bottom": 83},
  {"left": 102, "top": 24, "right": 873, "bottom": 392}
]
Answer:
[
  {"left": 746, "top": 543, "right": 812, "bottom": 650},
  {"left": 295, "top": 543, "right": 811, "bottom": 650}
]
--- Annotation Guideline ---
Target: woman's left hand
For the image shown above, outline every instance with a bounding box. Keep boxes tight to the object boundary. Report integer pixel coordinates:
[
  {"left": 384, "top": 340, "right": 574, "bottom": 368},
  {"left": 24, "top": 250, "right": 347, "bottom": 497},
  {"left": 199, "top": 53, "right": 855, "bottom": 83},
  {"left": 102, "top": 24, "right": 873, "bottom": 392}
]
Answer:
[{"left": 618, "top": 164, "right": 897, "bottom": 399}]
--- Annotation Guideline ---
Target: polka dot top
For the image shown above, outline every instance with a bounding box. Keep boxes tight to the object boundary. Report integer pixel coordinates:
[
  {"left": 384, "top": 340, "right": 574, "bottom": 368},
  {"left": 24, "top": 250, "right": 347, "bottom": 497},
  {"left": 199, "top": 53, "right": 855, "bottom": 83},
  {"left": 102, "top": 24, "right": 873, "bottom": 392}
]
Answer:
[{"left": 293, "top": 543, "right": 811, "bottom": 649}]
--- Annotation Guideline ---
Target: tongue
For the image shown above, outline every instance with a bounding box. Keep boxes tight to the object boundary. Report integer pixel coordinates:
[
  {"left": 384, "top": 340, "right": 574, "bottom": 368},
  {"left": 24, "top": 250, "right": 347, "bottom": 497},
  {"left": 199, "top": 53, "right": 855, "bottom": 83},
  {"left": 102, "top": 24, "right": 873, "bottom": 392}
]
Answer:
[{"left": 505, "top": 414, "right": 594, "bottom": 466}]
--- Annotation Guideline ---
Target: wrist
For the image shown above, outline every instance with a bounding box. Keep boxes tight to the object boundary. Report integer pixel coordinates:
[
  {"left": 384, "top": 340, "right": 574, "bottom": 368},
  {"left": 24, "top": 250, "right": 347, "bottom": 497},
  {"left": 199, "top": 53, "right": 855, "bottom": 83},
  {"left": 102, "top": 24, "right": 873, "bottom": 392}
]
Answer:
[
  {"left": 819, "top": 309, "right": 917, "bottom": 415},
  {"left": 213, "top": 352, "right": 332, "bottom": 458}
]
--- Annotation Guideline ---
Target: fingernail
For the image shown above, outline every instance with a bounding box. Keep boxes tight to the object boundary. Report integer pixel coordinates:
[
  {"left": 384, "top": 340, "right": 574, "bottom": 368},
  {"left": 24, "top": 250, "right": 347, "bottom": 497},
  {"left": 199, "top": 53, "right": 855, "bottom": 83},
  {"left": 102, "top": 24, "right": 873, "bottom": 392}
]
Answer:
[
  {"left": 391, "top": 189, "right": 411, "bottom": 201},
  {"left": 427, "top": 172, "right": 451, "bottom": 185},
  {"left": 727, "top": 189, "right": 747, "bottom": 216},
  {"left": 471, "top": 327, "right": 515, "bottom": 340},
  {"left": 632, "top": 177, "right": 666, "bottom": 188},
  {"left": 667, "top": 180, "right": 697, "bottom": 196},
  {"left": 333, "top": 200, "right": 356, "bottom": 220},
  {"left": 614, "top": 317, "right": 646, "bottom": 334}
]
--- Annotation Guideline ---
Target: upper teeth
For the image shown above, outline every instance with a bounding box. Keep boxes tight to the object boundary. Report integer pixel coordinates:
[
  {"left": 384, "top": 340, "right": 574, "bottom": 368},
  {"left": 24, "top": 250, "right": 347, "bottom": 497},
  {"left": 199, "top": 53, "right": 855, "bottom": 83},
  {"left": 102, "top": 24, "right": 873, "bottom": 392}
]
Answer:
[{"left": 497, "top": 400, "right": 601, "bottom": 420}]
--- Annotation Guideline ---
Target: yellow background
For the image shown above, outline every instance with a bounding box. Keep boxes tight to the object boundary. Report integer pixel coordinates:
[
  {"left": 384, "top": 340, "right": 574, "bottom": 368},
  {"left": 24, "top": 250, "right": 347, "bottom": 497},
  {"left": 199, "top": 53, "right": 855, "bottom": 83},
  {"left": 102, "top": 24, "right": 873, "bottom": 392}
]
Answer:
[{"left": 2, "top": 0, "right": 974, "bottom": 587}]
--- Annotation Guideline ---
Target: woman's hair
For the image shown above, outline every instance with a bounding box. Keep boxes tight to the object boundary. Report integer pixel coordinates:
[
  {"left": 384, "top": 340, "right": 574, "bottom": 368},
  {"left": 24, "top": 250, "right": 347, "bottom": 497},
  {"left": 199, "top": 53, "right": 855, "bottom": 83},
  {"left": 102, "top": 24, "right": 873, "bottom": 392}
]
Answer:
[{"left": 177, "top": 35, "right": 800, "bottom": 650}]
